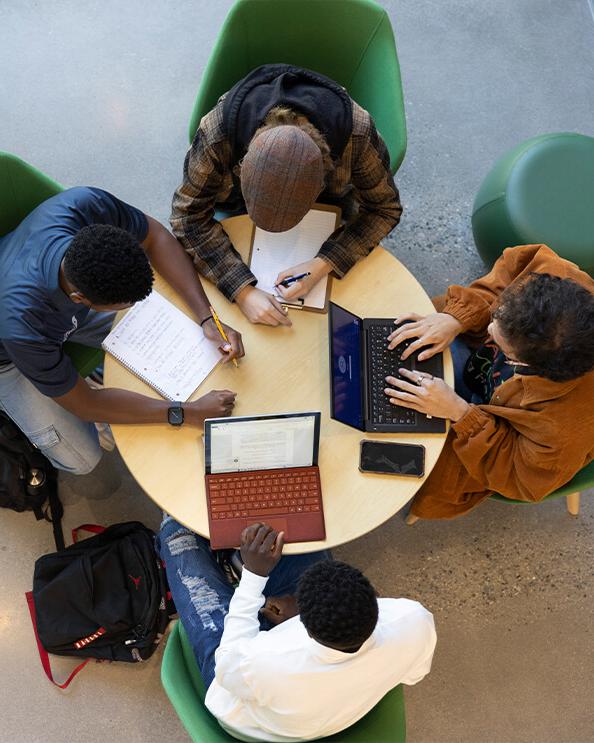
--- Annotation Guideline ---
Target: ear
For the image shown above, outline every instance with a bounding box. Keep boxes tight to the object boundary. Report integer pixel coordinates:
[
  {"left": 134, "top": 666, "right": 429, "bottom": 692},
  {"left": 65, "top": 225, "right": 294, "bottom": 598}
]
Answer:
[{"left": 69, "top": 291, "right": 89, "bottom": 306}]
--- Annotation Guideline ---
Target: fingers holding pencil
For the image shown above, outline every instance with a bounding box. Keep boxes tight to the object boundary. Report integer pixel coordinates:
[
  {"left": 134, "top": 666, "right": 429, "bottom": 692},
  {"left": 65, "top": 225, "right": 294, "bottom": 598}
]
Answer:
[{"left": 206, "top": 305, "right": 243, "bottom": 366}]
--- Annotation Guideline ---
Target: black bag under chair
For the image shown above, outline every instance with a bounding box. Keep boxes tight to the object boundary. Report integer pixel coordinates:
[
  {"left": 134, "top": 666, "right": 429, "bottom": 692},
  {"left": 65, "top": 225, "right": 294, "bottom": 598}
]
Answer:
[
  {"left": 26, "top": 521, "right": 175, "bottom": 688},
  {"left": 0, "top": 410, "right": 64, "bottom": 550}
]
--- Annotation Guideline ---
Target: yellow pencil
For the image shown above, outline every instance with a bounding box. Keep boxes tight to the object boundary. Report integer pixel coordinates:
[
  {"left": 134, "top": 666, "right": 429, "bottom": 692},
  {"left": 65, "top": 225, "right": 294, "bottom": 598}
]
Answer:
[{"left": 209, "top": 305, "right": 239, "bottom": 367}]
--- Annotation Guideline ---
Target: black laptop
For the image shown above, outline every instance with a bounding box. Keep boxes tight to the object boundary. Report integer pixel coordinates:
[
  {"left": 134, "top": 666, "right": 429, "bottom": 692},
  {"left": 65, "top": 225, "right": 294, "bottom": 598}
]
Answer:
[{"left": 328, "top": 302, "right": 446, "bottom": 433}]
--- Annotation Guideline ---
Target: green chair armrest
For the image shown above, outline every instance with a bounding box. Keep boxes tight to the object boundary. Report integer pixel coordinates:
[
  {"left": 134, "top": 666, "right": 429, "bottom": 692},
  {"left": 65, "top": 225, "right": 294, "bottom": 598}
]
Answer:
[
  {"left": 349, "top": 13, "right": 407, "bottom": 173},
  {"left": 63, "top": 343, "right": 104, "bottom": 379}
]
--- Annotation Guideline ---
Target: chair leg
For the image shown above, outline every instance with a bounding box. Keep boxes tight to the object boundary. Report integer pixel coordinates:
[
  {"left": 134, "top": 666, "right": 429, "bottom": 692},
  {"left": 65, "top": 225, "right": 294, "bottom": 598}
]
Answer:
[{"left": 566, "top": 492, "right": 580, "bottom": 516}]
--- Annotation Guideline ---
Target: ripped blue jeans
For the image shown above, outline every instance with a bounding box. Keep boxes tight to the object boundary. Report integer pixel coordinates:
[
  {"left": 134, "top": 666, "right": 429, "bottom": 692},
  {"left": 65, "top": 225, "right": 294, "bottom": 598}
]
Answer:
[{"left": 158, "top": 517, "right": 331, "bottom": 689}]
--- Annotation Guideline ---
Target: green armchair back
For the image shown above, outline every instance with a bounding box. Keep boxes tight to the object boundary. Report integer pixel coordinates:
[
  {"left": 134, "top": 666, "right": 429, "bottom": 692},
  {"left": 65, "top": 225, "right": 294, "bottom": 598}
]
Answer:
[{"left": 188, "top": 0, "right": 406, "bottom": 173}]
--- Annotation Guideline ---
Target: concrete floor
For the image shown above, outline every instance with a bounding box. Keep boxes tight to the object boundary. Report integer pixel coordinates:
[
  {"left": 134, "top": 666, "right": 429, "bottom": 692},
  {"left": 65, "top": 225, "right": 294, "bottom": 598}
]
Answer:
[{"left": 1, "top": 1, "right": 593, "bottom": 741}]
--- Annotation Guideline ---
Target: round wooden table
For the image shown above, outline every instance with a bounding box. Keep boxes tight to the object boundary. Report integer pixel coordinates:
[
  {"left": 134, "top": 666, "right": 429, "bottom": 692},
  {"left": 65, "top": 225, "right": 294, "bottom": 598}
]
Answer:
[{"left": 105, "top": 216, "right": 453, "bottom": 553}]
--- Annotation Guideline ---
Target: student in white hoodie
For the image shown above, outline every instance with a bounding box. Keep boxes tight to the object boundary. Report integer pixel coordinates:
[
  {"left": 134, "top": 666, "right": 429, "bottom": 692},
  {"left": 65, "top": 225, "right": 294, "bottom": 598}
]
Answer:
[{"left": 159, "top": 518, "right": 436, "bottom": 742}]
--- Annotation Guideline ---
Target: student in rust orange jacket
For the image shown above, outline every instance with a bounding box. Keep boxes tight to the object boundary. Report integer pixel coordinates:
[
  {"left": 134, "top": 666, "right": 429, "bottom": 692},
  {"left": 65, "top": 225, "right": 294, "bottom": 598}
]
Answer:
[{"left": 382, "top": 244, "right": 594, "bottom": 519}]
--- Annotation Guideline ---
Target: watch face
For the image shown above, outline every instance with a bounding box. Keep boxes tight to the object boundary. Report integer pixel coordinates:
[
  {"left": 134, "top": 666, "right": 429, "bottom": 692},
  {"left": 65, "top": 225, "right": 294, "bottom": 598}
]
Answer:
[{"left": 169, "top": 407, "right": 184, "bottom": 426}]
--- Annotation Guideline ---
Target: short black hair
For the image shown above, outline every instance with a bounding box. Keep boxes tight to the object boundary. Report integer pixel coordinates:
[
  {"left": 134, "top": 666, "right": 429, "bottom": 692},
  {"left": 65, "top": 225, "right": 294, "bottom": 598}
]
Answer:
[
  {"left": 64, "top": 224, "right": 153, "bottom": 305},
  {"left": 494, "top": 272, "right": 594, "bottom": 382},
  {"left": 296, "top": 560, "right": 378, "bottom": 651}
]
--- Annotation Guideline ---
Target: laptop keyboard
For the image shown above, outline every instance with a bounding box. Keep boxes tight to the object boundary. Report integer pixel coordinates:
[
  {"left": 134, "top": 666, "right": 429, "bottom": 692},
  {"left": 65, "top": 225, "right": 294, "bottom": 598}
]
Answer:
[
  {"left": 208, "top": 470, "right": 321, "bottom": 521},
  {"left": 368, "top": 324, "right": 417, "bottom": 426}
]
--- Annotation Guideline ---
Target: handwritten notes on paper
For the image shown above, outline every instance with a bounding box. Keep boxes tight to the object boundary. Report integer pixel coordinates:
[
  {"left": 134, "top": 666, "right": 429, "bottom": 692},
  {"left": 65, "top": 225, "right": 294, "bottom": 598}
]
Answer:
[
  {"left": 102, "top": 291, "right": 223, "bottom": 400},
  {"left": 250, "top": 207, "right": 339, "bottom": 310}
]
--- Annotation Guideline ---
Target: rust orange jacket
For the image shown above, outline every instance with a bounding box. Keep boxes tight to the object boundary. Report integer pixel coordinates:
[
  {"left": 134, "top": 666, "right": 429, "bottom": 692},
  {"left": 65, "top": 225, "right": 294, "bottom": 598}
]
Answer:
[{"left": 411, "top": 244, "right": 594, "bottom": 519}]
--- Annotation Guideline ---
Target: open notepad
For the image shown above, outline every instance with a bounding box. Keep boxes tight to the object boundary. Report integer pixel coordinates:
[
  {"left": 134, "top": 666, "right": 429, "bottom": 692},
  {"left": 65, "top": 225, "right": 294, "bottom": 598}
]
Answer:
[
  {"left": 249, "top": 206, "right": 340, "bottom": 311},
  {"left": 102, "top": 291, "right": 223, "bottom": 401}
]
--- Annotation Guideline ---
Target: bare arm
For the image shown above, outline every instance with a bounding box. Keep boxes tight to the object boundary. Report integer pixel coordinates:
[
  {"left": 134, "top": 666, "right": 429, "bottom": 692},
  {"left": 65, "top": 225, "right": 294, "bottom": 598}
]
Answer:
[
  {"left": 55, "top": 377, "right": 236, "bottom": 426},
  {"left": 142, "top": 216, "right": 212, "bottom": 324},
  {"left": 142, "top": 216, "right": 244, "bottom": 360}
]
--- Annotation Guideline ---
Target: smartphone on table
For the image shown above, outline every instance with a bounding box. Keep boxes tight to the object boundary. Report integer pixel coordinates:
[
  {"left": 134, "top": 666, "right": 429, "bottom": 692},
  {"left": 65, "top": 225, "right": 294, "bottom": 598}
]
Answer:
[{"left": 359, "top": 440, "right": 425, "bottom": 477}]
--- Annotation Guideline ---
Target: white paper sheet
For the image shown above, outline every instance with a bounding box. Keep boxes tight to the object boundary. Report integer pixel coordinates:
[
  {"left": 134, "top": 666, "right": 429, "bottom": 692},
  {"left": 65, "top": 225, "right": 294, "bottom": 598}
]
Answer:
[
  {"left": 102, "top": 291, "right": 223, "bottom": 400},
  {"left": 250, "top": 208, "right": 338, "bottom": 310}
]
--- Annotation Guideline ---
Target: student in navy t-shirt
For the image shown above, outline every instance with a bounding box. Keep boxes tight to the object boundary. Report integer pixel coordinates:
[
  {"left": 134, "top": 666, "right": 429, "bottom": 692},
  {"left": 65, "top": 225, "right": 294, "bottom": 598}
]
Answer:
[{"left": 0, "top": 187, "right": 243, "bottom": 474}]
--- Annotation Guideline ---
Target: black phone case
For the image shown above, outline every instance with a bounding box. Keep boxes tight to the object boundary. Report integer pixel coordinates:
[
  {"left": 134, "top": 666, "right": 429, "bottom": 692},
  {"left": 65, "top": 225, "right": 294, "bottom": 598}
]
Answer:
[{"left": 359, "top": 440, "right": 425, "bottom": 477}]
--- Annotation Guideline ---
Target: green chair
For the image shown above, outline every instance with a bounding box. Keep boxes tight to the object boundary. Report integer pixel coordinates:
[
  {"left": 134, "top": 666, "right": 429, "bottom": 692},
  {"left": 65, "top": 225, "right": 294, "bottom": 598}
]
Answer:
[
  {"left": 161, "top": 620, "right": 407, "bottom": 743},
  {"left": 0, "top": 151, "right": 104, "bottom": 377},
  {"left": 472, "top": 133, "right": 594, "bottom": 275},
  {"left": 490, "top": 459, "right": 594, "bottom": 517},
  {"left": 472, "top": 134, "right": 594, "bottom": 515},
  {"left": 188, "top": 0, "right": 406, "bottom": 174}
]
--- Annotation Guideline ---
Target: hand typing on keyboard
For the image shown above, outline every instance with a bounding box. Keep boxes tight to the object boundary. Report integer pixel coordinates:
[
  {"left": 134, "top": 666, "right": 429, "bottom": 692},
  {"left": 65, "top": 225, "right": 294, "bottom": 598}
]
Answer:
[
  {"left": 240, "top": 523, "right": 285, "bottom": 577},
  {"left": 369, "top": 323, "right": 416, "bottom": 424},
  {"left": 387, "top": 312, "right": 463, "bottom": 361},
  {"left": 384, "top": 367, "right": 469, "bottom": 422}
]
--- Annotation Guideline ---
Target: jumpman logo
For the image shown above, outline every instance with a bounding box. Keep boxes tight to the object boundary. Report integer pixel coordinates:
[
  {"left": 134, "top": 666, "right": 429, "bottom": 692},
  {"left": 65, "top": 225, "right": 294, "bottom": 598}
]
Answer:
[{"left": 128, "top": 574, "right": 142, "bottom": 591}]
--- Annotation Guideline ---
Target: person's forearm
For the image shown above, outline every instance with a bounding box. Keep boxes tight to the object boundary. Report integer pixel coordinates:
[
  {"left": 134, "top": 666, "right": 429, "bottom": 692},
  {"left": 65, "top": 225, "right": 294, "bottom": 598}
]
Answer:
[
  {"left": 214, "top": 569, "right": 268, "bottom": 693},
  {"left": 441, "top": 245, "right": 552, "bottom": 335},
  {"left": 57, "top": 386, "right": 171, "bottom": 424},
  {"left": 317, "top": 197, "right": 401, "bottom": 277},
  {"left": 143, "top": 217, "right": 212, "bottom": 323},
  {"left": 219, "top": 569, "right": 268, "bottom": 647},
  {"left": 452, "top": 405, "right": 562, "bottom": 501}
]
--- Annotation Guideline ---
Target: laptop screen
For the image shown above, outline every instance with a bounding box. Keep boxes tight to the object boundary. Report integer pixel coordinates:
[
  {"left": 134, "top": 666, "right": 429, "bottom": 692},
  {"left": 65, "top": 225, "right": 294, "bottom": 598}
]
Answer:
[
  {"left": 205, "top": 412, "right": 320, "bottom": 474},
  {"left": 329, "top": 303, "right": 364, "bottom": 431}
]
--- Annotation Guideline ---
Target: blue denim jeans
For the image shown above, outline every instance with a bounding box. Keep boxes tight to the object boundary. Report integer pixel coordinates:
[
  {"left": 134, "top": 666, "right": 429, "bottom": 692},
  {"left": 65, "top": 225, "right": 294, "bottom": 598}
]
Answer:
[
  {"left": 158, "top": 516, "right": 332, "bottom": 689},
  {"left": 0, "top": 310, "right": 114, "bottom": 474}
]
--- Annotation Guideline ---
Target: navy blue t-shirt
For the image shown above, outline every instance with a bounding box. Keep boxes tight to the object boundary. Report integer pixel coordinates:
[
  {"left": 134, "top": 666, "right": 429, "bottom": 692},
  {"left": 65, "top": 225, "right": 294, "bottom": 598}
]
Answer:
[{"left": 0, "top": 187, "right": 148, "bottom": 396}]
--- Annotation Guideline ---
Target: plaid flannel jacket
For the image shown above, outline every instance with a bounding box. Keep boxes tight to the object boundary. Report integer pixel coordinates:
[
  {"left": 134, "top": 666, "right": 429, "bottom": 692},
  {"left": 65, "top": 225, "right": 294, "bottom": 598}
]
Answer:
[{"left": 170, "top": 97, "right": 403, "bottom": 300}]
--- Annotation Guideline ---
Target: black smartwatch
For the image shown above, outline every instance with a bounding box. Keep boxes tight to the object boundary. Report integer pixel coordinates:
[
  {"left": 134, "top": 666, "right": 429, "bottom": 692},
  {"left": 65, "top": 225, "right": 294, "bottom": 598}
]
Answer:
[{"left": 167, "top": 401, "right": 184, "bottom": 427}]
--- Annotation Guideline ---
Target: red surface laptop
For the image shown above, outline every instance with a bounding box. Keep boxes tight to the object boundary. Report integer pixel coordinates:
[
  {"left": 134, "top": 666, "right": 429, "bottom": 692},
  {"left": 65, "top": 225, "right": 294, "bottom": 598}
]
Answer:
[{"left": 204, "top": 412, "right": 325, "bottom": 549}]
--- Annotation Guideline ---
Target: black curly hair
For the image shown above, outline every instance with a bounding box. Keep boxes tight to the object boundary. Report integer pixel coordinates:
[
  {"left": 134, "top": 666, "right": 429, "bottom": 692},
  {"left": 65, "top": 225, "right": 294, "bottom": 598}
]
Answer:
[
  {"left": 493, "top": 272, "right": 594, "bottom": 382},
  {"left": 63, "top": 224, "right": 153, "bottom": 305},
  {"left": 296, "top": 560, "right": 378, "bottom": 651}
]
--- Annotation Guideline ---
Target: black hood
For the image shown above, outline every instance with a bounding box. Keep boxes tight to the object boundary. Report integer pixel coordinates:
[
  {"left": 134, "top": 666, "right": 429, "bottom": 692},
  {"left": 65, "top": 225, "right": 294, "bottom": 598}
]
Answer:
[{"left": 222, "top": 64, "right": 353, "bottom": 163}]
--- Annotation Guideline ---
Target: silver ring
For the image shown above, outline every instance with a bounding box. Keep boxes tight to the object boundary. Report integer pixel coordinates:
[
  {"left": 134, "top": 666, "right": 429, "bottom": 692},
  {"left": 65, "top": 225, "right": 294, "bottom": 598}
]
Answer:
[{"left": 416, "top": 376, "right": 424, "bottom": 385}]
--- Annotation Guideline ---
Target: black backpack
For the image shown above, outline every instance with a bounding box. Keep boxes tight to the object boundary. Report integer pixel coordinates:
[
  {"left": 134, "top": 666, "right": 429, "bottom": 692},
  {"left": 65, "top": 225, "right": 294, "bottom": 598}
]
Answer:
[
  {"left": 0, "top": 411, "right": 64, "bottom": 550},
  {"left": 26, "top": 521, "right": 175, "bottom": 688}
]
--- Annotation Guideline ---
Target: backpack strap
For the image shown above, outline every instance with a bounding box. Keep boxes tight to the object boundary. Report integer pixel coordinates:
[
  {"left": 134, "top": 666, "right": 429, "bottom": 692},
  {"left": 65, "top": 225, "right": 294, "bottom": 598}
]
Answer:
[
  {"left": 25, "top": 591, "right": 90, "bottom": 689},
  {"left": 71, "top": 524, "right": 106, "bottom": 543},
  {"left": 47, "top": 484, "right": 65, "bottom": 552}
]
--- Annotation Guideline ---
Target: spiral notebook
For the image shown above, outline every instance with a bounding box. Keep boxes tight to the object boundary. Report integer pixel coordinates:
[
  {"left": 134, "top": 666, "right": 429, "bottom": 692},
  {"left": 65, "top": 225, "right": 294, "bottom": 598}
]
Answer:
[
  {"left": 102, "top": 291, "right": 223, "bottom": 401},
  {"left": 249, "top": 204, "right": 341, "bottom": 312}
]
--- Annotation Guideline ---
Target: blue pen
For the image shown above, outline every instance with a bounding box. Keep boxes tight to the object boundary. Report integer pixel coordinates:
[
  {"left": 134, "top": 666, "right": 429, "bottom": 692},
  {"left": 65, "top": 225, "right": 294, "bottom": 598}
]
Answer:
[{"left": 277, "top": 271, "right": 311, "bottom": 288}]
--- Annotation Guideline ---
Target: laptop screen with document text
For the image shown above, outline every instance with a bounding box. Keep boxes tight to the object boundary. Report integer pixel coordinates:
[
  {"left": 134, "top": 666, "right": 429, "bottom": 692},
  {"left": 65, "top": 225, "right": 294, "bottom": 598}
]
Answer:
[{"left": 205, "top": 413, "right": 320, "bottom": 474}]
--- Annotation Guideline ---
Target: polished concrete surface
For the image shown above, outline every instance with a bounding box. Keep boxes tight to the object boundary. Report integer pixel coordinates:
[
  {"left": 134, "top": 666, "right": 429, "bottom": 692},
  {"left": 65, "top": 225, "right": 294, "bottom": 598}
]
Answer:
[{"left": 1, "top": 1, "right": 593, "bottom": 741}]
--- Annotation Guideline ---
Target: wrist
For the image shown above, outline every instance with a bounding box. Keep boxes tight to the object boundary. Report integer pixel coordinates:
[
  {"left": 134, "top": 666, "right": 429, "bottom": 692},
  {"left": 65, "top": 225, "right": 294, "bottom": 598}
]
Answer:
[
  {"left": 240, "top": 567, "right": 271, "bottom": 586},
  {"left": 312, "top": 256, "right": 332, "bottom": 278},
  {"left": 235, "top": 284, "right": 255, "bottom": 303},
  {"left": 450, "top": 397, "right": 470, "bottom": 422},
  {"left": 245, "top": 566, "right": 270, "bottom": 577},
  {"left": 443, "top": 312, "right": 464, "bottom": 334}
]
